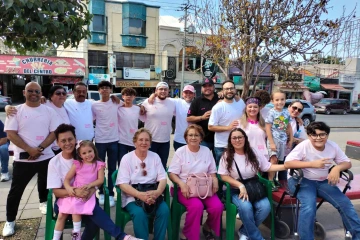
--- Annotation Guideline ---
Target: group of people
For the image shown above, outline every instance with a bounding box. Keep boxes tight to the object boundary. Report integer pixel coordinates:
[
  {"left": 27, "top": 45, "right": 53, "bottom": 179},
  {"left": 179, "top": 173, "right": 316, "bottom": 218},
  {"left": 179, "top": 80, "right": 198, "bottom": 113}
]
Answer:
[{"left": 0, "top": 79, "right": 359, "bottom": 240}]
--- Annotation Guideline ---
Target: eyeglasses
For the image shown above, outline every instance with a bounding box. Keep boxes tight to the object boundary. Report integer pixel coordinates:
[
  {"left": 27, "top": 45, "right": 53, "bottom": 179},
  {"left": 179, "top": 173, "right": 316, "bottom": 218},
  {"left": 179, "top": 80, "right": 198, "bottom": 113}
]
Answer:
[
  {"left": 291, "top": 106, "right": 303, "bottom": 113},
  {"left": 231, "top": 136, "right": 245, "bottom": 141},
  {"left": 187, "top": 134, "right": 200, "bottom": 138},
  {"left": 27, "top": 89, "right": 41, "bottom": 94},
  {"left": 140, "top": 162, "right": 147, "bottom": 176},
  {"left": 55, "top": 91, "right": 67, "bottom": 96},
  {"left": 223, "top": 87, "right": 235, "bottom": 91},
  {"left": 309, "top": 133, "right": 328, "bottom": 139}
]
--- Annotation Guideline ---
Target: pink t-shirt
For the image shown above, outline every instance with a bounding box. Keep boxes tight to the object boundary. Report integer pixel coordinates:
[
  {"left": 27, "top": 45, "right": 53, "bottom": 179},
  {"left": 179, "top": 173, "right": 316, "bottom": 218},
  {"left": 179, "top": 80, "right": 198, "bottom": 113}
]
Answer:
[
  {"left": 5, "top": 104, "right": 59, "bottom": 162},
  {"left": 44, "top": 101, "right": 70, "bottom": 151},
  {"left": 285, "top": 139, "right": 350, "bottom": 181},
  {"left": 139, "top": 98, "right": 175, "bottom": 143},
  {"left": 117, "top": 105, "right": 141, "bottom": 147},
  {"left": 238, "top": 122, "right": 268, "bottom": 159},
  {"left": 47, "top": 153, "right": 74, "bottom": 189},
  {"left": 116, "top": 150, "right": 167, "bottom": 207},
  {"left": 218, "top": 151, "right": 271, "bottom": 180},
  {"left": 92, "top": 100, "right": 120, "bottom": 143},
  {"left": 168, "top": 145, "right": 217, "bottom": 182}
]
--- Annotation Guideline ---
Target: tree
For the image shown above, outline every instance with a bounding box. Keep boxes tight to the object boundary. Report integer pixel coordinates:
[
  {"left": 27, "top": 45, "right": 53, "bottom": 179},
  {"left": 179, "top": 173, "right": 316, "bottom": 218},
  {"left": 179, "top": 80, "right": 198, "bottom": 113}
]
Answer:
[
  {"left": 1, "top": 0, "right": 92, "bottom": 54},
  {"left": 195, "top": 0, "right": 355, "bottom": 98}
]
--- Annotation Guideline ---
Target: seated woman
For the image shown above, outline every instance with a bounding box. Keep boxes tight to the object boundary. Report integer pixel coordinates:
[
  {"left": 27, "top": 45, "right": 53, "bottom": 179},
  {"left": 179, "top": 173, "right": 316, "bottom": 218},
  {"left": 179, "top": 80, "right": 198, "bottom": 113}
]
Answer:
[
  {"left": 116, "top": 128, "right": 169, "bottom": 240},
  {"left": 218, "top": 128, "right": 285, "bottom": 240},
  {"left": 284, "top": 121, "right": 360, "bottom": 240},
  {"left": 168, "top": 124, "right": 223, "bottom": 240}
]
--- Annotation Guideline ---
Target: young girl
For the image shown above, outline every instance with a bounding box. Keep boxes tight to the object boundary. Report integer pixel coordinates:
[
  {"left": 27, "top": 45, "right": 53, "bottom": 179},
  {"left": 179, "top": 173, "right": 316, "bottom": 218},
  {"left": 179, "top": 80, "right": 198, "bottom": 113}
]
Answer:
[{"left": 53, "top": 140, "right": 105, "bottom": 240}]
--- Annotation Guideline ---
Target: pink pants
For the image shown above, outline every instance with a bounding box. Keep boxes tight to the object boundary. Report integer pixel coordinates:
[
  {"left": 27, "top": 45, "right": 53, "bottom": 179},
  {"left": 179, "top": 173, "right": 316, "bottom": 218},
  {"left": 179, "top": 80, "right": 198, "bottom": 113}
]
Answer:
[{"left": 177, "top": 189, "right": 223, "bottom": 240}]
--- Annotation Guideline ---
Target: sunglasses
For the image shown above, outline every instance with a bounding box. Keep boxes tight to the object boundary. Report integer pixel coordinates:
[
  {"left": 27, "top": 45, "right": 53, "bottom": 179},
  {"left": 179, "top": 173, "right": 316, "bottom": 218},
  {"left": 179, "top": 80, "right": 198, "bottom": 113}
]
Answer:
[
  {"left": 27, "top": 89, "right": 41, "bottom": 94},
  {"left": 140, "top": 162, "right": 147, "bottom": 176},
  {"left": 291, "top": 106, "right": 303, "bottom": 113},
  {"left": 55, "top": 91, "right": 67, "bottom": 96}
]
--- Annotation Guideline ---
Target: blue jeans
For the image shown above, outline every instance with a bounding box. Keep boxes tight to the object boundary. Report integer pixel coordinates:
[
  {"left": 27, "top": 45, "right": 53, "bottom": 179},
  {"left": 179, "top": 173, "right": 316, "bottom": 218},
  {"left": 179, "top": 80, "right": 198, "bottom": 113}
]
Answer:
[
  {"left": 125, "top": 201, "right": 169, "bottom": 240},
  {"left": 118, "top": 143, "right": 135, "bottom": 166},
  {"left": 150, "top": 141, "right": 170, "bottom": 170},
  {"left": 96, "top": 141, "right": 118, "bottom": 196},
  {"left": 288, "top": 177, "right": 360, "bottom": 240},
  {"left": 214, "top": 147, "right": 225, "bottom": 166},
  {"left": 0, "top": 142, "right": 9, "bottom": 173},
  {"left": 231, "top": 194, "right": 270, "bottom": 240},
  {"left": 173, "top": 141, "right": 186, "bottom": 151},
  {"left": 54, "top": 199, "right": 126, "bottom": 240}
]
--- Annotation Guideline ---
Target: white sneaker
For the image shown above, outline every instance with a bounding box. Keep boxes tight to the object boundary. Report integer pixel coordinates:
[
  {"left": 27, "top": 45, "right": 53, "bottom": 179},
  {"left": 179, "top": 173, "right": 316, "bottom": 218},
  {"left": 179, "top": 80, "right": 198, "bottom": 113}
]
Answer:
[
  {"left": 109, "top": 196, "right": 115, "bottom": 207},
  {"left": 238, "top": 230, "right": 248, "bottom": 240},
  {"left": 39, "top": 202, "right": 47, "bottom": 215},
  {"left": 123, "top": 235, "right": 144, "bottom": 240},
  {"left": 2, "top": 221, "right": 15, "bottom": 237},
  {"left": 236, "top": 213, "right": 240, "bottom": 219},
  {"left": 99, "top": 194, "right": 105, "bottom": 205},
  {"left": 1, "top": 172, "right": 10, "bottom": 182}
]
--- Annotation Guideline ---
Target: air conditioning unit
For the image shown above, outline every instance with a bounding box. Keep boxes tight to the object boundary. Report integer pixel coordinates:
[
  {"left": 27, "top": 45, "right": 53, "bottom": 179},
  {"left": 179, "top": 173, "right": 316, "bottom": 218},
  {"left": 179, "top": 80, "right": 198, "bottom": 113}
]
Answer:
[{"left": 161, "top": 70, "right": 166, "bottom": 78}]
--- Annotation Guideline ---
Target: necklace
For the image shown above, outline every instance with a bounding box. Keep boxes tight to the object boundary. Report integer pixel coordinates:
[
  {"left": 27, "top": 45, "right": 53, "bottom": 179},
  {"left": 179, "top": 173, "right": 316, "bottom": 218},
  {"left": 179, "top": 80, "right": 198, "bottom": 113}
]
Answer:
[{"left": 248, "top": 119, "right": 258, "bottom": 124}]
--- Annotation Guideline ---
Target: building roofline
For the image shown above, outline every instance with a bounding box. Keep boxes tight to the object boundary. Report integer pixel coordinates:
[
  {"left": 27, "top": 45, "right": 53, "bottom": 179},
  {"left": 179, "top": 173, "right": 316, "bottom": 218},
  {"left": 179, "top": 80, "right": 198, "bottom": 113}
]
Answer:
[{"left": 105, "top": 0, "right": 161, "bottom": 8}]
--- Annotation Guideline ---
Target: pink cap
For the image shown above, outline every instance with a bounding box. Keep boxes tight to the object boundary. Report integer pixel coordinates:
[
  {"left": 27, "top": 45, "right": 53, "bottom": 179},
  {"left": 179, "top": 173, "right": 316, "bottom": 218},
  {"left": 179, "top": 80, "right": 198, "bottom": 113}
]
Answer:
[{"left": 183, "top": 85, "right": 195, "bottom": 93}]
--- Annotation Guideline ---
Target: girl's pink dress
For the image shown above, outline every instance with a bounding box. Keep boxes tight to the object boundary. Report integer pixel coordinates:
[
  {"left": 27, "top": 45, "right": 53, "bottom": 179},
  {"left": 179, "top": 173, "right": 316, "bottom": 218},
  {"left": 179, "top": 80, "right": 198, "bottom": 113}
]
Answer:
[{"left": 57, "top": 160, "right": 105, "bottom": 215}]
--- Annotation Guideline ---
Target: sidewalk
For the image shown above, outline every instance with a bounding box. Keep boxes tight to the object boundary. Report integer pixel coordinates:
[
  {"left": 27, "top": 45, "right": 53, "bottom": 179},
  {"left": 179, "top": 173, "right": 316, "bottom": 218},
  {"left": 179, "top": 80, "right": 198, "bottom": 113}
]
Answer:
[{"left": 0, "top": 131, "right": 360, "bottom": 239}]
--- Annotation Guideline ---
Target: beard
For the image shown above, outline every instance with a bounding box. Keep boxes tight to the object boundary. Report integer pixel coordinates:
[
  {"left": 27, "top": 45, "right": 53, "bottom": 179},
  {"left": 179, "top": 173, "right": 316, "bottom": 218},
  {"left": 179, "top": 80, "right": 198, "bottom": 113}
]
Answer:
[
  {"left": 224, "top": 94, "right": 234, "bottom": 100},
  {"left": 157, "top": 95, "right": 167, "bottom": 100}
]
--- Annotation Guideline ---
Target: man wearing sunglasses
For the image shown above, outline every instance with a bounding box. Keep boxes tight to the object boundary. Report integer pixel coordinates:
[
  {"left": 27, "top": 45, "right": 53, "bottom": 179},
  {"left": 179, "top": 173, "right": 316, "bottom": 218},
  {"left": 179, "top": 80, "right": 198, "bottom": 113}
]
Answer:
[
  {"left": 2, "top": 82, "right": 59, "bottom": 237},
  {"left": 284, "top": 121, "right": 360, "bottom": 240}
]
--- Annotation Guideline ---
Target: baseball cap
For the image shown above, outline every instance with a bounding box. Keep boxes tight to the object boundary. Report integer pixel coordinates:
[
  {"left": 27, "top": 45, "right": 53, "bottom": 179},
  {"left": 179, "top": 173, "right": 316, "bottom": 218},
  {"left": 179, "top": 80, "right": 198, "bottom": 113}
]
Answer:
[
  {"left": 183, "top": 85, "right": 195, "bottom": 93},
  {"left": 156, "top": 82, "right": 169, "bottom": 89},
  {"left": 202, "top": 78, "right": 214, "bottom": 86}
]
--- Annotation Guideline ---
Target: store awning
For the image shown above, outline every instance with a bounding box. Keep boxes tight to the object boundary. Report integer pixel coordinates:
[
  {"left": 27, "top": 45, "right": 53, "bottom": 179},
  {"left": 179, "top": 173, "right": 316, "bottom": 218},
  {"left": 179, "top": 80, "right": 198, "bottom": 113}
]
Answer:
[{"left": 321, "top": 84, "right": 351, "bottom": 92}]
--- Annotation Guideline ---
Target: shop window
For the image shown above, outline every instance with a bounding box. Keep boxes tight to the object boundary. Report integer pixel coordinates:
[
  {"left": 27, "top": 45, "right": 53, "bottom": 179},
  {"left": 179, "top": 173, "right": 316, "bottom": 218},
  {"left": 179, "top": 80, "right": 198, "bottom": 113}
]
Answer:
[
  {"left": 88, "top": 50, "right": 108, "bottom": 67},
  {"left": 114, "top": 52, "right": 154, "bottom": 69},
  {"left": 92, "top": 15, "right": 105, "bottom": 32}
]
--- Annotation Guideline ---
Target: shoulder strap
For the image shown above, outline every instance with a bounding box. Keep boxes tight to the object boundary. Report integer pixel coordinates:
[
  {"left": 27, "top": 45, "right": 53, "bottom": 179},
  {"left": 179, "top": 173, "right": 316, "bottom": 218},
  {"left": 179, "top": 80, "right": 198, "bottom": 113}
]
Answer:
[
  {"left": 234, "top": 160, "right": 244, "bottom": 181},
  {"left": 296, "top": 119, "right": 300, "bottom": 132}
]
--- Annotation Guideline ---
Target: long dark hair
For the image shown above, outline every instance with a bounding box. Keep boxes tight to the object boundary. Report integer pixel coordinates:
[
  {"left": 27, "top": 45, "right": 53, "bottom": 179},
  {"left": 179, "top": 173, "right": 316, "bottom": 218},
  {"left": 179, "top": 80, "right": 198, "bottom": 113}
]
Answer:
[{"left": 224, "top": 128, "right": 260, "bottom": 174}]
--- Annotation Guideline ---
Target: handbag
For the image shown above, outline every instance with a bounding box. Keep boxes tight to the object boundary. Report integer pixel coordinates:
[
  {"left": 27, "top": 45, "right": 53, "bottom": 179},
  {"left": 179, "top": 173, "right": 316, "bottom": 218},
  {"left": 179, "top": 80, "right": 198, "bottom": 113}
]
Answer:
[
  {"left": 234, "top": 161, "right": 267, "bottom": 203},
  {"left": 132, "top": 183, "right": 164, "bottom": 214},
  {"left": 186, "top": 173, "right": 213, "bottom": 199}
]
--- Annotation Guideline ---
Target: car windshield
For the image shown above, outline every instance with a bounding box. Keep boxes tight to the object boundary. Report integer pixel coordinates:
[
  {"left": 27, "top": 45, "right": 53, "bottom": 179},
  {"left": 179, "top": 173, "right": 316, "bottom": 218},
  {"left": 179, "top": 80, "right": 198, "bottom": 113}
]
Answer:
[
  {"left": 353, "top": 103, "right": 359, "bottom": 107},
  {"left": 319, "top": 99, "right": 332, "bottom": 104}
]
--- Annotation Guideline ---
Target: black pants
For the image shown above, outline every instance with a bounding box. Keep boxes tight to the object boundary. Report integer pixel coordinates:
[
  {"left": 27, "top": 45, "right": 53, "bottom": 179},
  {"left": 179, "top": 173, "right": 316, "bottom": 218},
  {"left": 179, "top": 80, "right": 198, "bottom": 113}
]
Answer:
[{"left": 6, "top": 159, "right": 50, "bottom": 222}]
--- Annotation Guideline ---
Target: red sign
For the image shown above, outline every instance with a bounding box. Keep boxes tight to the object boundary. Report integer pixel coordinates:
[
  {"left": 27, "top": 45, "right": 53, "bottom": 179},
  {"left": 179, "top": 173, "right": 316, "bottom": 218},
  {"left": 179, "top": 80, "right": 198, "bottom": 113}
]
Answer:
[
  {"left": 52, "top": 77, "right": 83, "bottom": 84},
  {"left": 0, "top": 55, "right": 85, "bottom": 76}
]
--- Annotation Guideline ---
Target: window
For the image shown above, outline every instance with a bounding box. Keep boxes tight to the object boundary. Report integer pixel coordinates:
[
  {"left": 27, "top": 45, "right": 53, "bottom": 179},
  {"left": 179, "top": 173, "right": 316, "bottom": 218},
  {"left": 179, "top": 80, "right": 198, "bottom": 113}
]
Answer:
[
  {"left": 179, "top": 47, "right": 202, "bottom": 72},
  {"left": 92, "top": 15, "right": 105, "bottom": 32},
  {"left": 88, "top": 51, "right": 108, "bottom": 67},
  {"left": 123, "top": 18, "right": 146, "bottom": 35},
  {"left": 114, "top": 52, "right": 154, "bottom": 69}
]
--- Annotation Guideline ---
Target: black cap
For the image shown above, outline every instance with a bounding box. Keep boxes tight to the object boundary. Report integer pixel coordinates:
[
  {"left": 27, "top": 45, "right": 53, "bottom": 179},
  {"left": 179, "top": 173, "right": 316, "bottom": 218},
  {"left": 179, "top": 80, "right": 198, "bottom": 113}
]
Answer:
[{"left": 202, "top": 78, "right": 215, "bottom": 86}]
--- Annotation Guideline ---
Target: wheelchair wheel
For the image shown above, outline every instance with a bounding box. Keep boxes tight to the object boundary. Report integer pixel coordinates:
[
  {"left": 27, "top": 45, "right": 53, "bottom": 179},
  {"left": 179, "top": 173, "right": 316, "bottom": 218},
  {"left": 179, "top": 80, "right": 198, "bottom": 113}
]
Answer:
[
  {"left": 314, "top": 222, "right": 326, "bottom": 240},
  {"left": 274, "top": 220, "right": 291, "bottom": 239}
]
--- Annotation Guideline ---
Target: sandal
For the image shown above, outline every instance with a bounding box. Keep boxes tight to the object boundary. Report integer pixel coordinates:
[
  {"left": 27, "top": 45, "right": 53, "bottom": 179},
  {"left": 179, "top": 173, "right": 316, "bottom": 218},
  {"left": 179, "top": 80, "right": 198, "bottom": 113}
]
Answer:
[{"left": 202, "top": 226, "right": 216, "bottom": 240}]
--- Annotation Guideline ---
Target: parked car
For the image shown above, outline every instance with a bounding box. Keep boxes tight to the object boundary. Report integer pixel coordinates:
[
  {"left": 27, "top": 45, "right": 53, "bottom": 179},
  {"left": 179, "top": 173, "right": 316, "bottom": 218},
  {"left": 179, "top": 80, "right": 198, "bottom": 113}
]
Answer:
[
  {"left": 265, "top": 99, "right": 316, "bottom": 127},
  {"left": 0, "top": 95, "right": 12, "bottom": 110},
  {"left": 351, "top": 102, "right": 360, "bottom": 113},
  {"left": 314, "top": 98, "right": 350, "bottom": 115}
]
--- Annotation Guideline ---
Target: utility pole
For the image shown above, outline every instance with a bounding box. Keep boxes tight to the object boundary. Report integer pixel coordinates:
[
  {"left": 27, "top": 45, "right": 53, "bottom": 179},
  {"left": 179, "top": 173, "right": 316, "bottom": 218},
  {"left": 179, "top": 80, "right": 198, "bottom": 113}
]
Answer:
[{"left": 180, "top": 0, "right": 190, "bottom": 95}]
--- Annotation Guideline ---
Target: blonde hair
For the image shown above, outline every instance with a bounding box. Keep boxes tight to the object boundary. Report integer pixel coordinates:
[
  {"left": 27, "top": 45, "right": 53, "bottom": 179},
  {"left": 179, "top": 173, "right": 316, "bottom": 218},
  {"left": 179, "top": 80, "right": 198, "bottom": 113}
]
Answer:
[
  {"left": 271, "top": 89, "right": 286, "bottom": 100},
  {"left": 133, "top": 128, "right": 152, "bottom": 144},
  {"left": 239, "top": 107, "right": 265, "bottom": 130}
]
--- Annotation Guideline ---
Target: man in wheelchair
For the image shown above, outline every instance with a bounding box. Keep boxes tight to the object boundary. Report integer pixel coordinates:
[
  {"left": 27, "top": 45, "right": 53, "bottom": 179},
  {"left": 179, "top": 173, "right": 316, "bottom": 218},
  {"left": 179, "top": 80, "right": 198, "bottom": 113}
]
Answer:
[{"left": 284, "top": 121, "right": 360, "bottom": 240}]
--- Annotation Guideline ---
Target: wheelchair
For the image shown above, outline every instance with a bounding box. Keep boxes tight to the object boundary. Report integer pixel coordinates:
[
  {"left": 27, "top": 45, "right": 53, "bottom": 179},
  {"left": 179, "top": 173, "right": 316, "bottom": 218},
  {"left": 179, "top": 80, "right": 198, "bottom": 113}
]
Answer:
[{"left": 273, "top": 167, "right": 353, "bottom": 240}]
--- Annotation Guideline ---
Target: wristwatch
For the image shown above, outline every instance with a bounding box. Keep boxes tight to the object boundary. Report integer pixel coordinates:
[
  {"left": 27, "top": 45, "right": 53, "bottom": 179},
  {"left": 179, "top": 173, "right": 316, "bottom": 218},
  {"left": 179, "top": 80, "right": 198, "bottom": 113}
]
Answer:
[{"left": 38, "top": 145, "right": 45, "bottom": 152}]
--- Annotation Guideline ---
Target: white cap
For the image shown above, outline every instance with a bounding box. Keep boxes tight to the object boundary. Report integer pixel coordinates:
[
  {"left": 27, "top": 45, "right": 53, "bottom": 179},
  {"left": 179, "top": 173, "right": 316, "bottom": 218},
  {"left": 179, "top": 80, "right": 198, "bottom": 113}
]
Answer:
[{"left": 156, "top": 82, "right": 169, "bottom": 89}]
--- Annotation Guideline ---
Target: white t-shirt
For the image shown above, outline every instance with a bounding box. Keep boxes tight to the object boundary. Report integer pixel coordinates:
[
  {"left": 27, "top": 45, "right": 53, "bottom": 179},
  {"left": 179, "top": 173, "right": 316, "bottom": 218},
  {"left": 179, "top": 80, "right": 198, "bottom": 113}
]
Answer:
[
  {"left": 285, "top": 140, "right": 350, "bottom": 181},
  {"left": 44, "top": 101, "right": 70, "bottom": 151},
  {"left": 139, "top": 98, "right": 175, "bottom": 143},
  {"left": 218, "top": 151, "right": 271, "bottom": 180},
  {"left": 260, "top": 107, "right": 270, "bottom": 120},
  {"left": 64, "top": 99, "right": 94, "bottom": 141},
  {"left": 168, "top": 145, "right": 217, "bottom": 183},
  {"left": 208, "top": 99, "right": 246, "bottom": 147},
  {"left": 173, "top": 99, "right": 191, "bottom": 144},
  {"left": 92, "top": 100, "right": 120, "bottom": 143},
  {"left": 116, "top": 150, "right": 167, "bottom": 207},
  {"left": 117, "top": 105, "right": 141, "bottom": 147},
  {"left": 47, "top": 153, "right": 74, "bottom": 189},
  {"left": 5, "top": 104, "right": 59, "bottom": 162}
]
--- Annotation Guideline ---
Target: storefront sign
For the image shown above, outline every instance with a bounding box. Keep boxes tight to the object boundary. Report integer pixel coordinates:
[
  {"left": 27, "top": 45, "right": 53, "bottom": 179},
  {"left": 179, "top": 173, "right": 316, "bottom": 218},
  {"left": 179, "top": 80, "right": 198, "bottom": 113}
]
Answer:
[
  {"left": 88, "top": 74, "right": 110, "bottom": 84},
  {"left": 52, "top": 77, "right": 83, "bottom": 84},
  {"left": 116, "top": 80, "right": 159, "bottom": 88},
  {"left": 0, "top": 55, "right": 85, "bottom": 76},
  {"left": 123, "top": 67, "right": 150, "bottom": 80}
]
